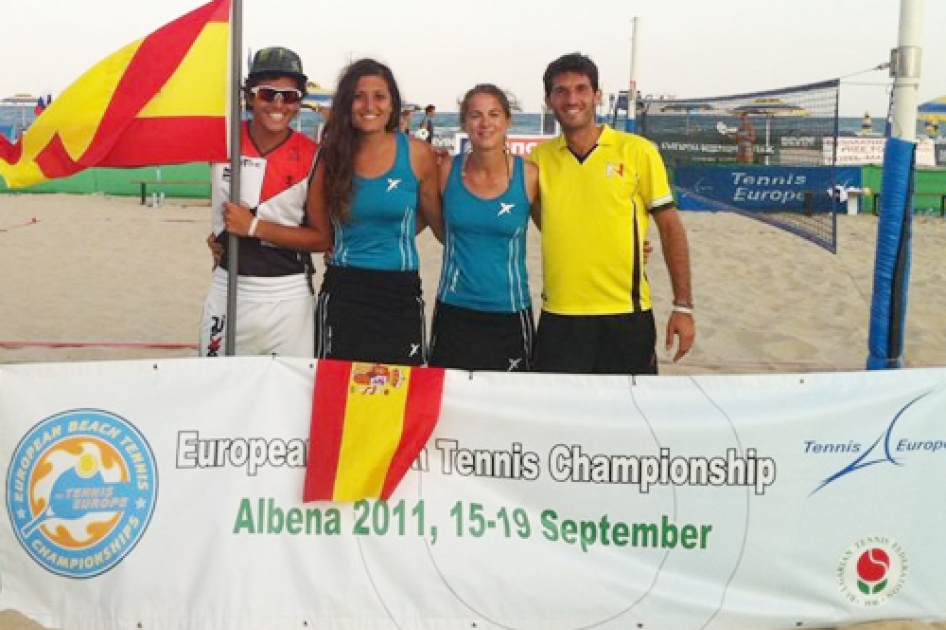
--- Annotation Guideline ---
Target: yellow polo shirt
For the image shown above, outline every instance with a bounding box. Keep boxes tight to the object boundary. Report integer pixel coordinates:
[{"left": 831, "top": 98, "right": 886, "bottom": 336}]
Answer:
[{"left": 530, "top": 125, "right": 673, "bottom": 315}]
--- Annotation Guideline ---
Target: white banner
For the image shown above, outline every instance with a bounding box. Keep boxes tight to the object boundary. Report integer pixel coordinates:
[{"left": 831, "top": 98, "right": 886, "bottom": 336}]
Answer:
[
  {"left": 823, "top": 137, "right": 937, "bottom": 166},
  {"left": 2, "top": 358, "right": 946, "bottom": 630}
]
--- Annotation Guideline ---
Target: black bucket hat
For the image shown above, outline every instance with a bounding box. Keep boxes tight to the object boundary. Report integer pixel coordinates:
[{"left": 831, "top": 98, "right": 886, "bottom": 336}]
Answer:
[{"left": 248, "top": 47, "right": 307, "bottom": 85}]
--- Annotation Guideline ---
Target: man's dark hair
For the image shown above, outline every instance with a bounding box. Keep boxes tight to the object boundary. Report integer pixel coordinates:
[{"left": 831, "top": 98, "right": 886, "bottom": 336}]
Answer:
[
  {"left": 542, "top": 52, "right": 599, "bottom": 97},
  {"left": 425, "top": 104, "right": 436, "bottom": 114}
]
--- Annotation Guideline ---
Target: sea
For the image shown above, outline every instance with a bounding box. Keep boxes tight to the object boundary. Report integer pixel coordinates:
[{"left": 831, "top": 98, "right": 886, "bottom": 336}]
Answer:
[
  {"left": 0, "top": 103, "right": 915, "bottom": 146},
  {"left": 296, "top": 111, "right": 913, "bottom": 145},
  {"left": 291, "top": 111, "right": 556, "bottom": 147},
  {"left": 0, "top": 105, "right": 884, "bottom": 146}
]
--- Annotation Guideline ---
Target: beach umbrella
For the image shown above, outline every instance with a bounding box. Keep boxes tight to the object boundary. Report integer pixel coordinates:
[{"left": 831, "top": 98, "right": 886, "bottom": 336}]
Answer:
[
  {"left": 659, "top": 101, "right": 714, "bottom": 134},
  {"left": 0, "top": 93, "right": 38, "bottom": 106},
  {"left": 918, "top": 96, "right": 946, "bottom": 121},
  {"left": 730, "top": 98, "right": 809, "bottom": 164},
  {"left": 302, "top": 81, "right": 333, "bottom": 113},
  {"left": 918, "top": 97, "right": 946, "bottom": 135},
  {"left": 1, "top": 93, "right": 37, "bottom": 133}
]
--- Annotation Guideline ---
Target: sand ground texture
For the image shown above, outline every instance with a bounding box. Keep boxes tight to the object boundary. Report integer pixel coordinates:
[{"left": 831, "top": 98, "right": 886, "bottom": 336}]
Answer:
[{"left": 1, "top": 193, "right": 944, "bottom": 371}]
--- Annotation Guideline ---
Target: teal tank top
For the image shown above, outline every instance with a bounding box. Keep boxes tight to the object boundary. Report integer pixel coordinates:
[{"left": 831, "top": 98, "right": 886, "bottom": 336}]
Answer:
[
  {"left": 437, "top": 155, "right": 532, "bottom": 312},
  {"left": 330, "top": 133, "right": 420, "bottom": 271}
]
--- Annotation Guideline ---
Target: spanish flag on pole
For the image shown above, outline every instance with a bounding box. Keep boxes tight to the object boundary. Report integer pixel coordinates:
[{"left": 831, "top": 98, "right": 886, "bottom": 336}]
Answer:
[
  {"left": 0, "top": 0, "right": 230, "bottom": 189},
  {"left": 304, "top": 361, "right": 446, "bottom": 503}
]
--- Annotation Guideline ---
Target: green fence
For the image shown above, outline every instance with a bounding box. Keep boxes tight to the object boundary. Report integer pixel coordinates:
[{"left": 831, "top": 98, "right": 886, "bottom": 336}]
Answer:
[
  {"left": 0, "top": 163, "right": 211, "bottom": 198},
  {"left": 5, "top": 162, "right": 944, "bottom": 215},
  {"left": 861, "top": 165, "right": 946, "bottom": 215}
]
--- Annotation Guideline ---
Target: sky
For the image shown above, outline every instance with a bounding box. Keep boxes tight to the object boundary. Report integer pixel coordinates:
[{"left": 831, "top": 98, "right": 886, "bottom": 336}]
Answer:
[{"left": 2, "top": 0, "right": 944, "bottom": 118}]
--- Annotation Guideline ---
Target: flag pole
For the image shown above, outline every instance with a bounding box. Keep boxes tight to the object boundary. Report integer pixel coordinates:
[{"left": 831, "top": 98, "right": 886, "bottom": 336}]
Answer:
[
  {"left": 225, "top": 0, "right": 243, "bottom": 355},
  {"left": 625, "top": 17, "right": 640, "bottom": 133}
]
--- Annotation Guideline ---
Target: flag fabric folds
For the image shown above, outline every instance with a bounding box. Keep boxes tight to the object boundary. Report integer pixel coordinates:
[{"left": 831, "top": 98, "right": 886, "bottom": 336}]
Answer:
[
  {"left": 304, "top": 360, "right": 446, "bottom": 503},
  {"left": 0, "top": 0, "right": 230, "bottom": 189}
]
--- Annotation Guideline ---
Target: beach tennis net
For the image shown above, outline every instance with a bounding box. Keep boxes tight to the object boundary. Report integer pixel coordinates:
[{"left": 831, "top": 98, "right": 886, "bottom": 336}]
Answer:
[{"left": 639, "top": 79, "right": 841, "bottom": 253}]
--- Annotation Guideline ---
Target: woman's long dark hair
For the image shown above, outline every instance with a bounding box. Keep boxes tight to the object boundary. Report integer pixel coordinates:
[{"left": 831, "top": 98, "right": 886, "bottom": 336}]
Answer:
[{"left": 320, "top": 58, "right": 402, "bottom": 223}]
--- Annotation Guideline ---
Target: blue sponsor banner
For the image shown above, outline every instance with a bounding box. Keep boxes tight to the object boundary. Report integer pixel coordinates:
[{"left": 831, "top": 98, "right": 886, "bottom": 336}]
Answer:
[{"left": 673, "top": 166, "right": 861, "bottom": 212}]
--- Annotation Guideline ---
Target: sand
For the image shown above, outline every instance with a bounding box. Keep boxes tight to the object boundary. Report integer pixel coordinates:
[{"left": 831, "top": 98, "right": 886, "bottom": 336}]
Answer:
[
  {"left": 1, "top": 193, "right": 944, "bottom": 371},
  {"left": 1, "top": 194, "right": 945, "bottom": 629}
]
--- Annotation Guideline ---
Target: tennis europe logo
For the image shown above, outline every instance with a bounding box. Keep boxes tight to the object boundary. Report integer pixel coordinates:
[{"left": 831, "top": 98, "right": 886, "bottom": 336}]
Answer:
[
  {"left": 5, "top": 409, "right": 158, "bottom": 578},
  {"left": 836, "top": 536, "right": 908, "bottom": 607}
]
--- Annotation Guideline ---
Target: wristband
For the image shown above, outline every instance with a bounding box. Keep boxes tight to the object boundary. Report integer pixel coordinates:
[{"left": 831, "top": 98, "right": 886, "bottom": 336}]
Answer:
[
  {"left": 672, "top": 304, "right": 694, "bottom": 315},
  {"left": 248, "top": 216, "right": 260, "bottom": 238}
]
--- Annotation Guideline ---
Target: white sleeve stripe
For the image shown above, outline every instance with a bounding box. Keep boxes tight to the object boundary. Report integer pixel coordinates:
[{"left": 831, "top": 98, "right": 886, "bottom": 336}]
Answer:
[{"left": 647, "top": 193, "right": 675, "bottom": 210}]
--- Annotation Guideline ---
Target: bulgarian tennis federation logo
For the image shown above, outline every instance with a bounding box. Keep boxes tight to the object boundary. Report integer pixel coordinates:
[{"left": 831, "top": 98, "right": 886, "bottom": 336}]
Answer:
[
  {"left": 6, "top": 409, "right": 158, "bottom": 578},
  {"left": 837, "top": 537, "right": 908, "bottom": 607}
]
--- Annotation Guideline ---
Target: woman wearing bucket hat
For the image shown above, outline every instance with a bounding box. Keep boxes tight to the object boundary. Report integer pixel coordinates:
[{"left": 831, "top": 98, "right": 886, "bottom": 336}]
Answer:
[
  {"left": 200, "top": 46, "right": 329, "bottom": 357},
  {"left": 305, "top": 58, "right": 443, "bottom": 366}
]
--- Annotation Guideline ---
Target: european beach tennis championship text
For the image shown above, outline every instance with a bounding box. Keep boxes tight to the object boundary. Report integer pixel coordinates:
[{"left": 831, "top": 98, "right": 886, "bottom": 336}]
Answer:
[{"left": 176, "top": 433, "right": 778, "bottom": 494}]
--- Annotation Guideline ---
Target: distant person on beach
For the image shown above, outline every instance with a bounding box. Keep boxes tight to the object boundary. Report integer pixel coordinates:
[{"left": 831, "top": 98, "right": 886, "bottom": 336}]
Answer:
[
  {"left": 529, "top": 52, "right": 695, "bottom": 374},
  {"left": 399, "top": 108, "right": 413, "bottom": 135},
  {"left": 200, "top": 47, "right": 326, "bottom": 358},
  {"left": 428, "top": 84, "right": 540, "bottom": 371},
  {"left": 417, "top": 104, "right": 435, "bottom": 143},
  {"left": 306, "top": 58, "right": 443, "bottom": 365},
  {"left": 734, "top": 112, "right": 756, "bottom": 164}
]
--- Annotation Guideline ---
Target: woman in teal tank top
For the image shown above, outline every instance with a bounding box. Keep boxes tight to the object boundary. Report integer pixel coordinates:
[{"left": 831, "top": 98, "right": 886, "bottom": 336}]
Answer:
[
  {"left": 428, "top": 84, "right": 540, "bottom": 371},
  {"left": 306, "top": 59, "right": 443, "bottom": 365}
]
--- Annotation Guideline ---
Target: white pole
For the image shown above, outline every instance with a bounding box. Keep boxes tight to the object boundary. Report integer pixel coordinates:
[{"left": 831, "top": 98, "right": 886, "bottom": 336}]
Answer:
[
  {"left": 626, "top": 17, "right": 639, "bottom": 133},
  {"left": 865, "top": 0, "right": 924, "bottom": 370},
  {"left": 890, "top": 0, "right": 924, "bottom": 142}
]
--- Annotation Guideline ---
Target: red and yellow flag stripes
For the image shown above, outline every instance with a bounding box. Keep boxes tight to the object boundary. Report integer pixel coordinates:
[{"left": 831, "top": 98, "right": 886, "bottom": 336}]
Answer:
[
  {"left": 304, "top": 360, "right": 446, "bottom": 503},
  {"left": 0, "top": 0, "right": 230, "bottom": 189}
]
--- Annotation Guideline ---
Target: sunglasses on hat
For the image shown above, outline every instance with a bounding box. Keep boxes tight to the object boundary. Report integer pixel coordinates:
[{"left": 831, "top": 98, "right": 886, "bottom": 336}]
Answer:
[{"left": 250, "top": 85, "right": 303, "bottom": 105}]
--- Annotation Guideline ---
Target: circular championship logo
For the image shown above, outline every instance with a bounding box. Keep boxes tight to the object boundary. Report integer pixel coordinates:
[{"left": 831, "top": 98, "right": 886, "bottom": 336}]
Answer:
[
  {"left": 837, "top": 537, "right": 908, "bottom": 607},
  {"left": 6, "top": 409, "right": 158, "bottom": 578}
]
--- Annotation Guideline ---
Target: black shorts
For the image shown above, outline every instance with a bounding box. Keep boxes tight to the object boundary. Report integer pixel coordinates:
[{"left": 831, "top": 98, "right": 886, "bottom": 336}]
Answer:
[
  {"left": 533, "top": 311, "right": 658, "bottom": 375},
  {"left": 428, "top": 301, "right": 535, "bottom": 372},
  {"left": 315, "top": 265, "right": 426, "bottom": 366}
]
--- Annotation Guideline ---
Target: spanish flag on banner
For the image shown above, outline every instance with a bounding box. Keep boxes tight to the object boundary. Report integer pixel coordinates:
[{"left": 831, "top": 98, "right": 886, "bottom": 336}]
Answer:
[
  {"left": 0, "top": 0, "right": 230, "bottom": 189},
  {"left": 304, "top": 360, "right": 446, "bottom": 503}
]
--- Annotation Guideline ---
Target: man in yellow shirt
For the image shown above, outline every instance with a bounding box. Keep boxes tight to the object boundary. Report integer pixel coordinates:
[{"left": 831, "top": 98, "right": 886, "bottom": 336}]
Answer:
[{"left": 530, "top": 52, "right": 695, "bottom": 374}]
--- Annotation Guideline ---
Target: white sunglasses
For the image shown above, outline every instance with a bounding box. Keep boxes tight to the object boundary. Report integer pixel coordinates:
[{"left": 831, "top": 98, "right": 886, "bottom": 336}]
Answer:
[{"left": 250, "top": 85, "right": 304, "bottom": 104}]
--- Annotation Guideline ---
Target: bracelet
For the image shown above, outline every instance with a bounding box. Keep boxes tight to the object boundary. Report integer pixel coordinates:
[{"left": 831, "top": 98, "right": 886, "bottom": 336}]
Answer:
[
  {"left": 248, "top": 216, "right": 260, "bottom": 238},
  {"left": 672, "top": 304, "right": 694, "bottom": 315}
]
